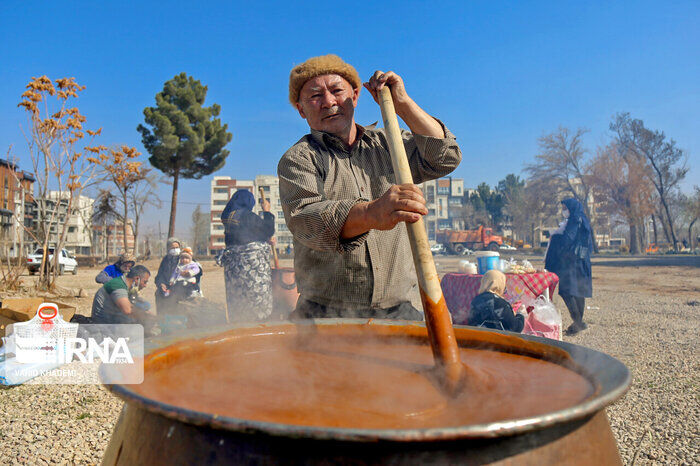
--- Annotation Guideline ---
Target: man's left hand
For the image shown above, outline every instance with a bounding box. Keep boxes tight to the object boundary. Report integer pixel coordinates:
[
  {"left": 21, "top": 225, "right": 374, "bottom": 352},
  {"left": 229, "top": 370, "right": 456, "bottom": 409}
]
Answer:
[{"left": 363, "top": 71, "right": 411, "bottom": 110}]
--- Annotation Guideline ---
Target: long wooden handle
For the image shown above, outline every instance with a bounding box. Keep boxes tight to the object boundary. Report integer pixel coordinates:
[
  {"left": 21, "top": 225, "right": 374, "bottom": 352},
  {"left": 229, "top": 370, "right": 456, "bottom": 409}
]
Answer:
[
  {"left": 259, "top": 187, "right": 280, "bottom": 268},
  {"left": 378, "top": 87, "right": 463, "bottom": 392}
]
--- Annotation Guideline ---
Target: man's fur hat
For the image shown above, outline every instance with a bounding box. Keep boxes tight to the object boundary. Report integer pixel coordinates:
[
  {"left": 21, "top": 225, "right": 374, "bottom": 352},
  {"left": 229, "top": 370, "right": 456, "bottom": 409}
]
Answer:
[{"left": 289, "top": 54, "right": 361, "bottom": 105}]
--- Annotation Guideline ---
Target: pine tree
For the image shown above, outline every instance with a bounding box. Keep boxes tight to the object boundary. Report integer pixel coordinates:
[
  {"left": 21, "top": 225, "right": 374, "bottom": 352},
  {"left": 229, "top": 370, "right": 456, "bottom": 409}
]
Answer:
[{"left": 138, "top": 72, "right": 232, "bottom": 237}]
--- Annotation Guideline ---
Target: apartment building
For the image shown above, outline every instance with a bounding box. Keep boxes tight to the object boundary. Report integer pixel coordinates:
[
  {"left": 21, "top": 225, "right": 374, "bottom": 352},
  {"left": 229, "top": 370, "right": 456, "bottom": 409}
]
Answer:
[
  {"left": 92, "top": 220, "right": 136, "bottom": 257},
  {"left": 46, "top": 191, "right": 96, "bottom": 255},
  {"left": 420, "top": 177, "right": 465, "bottom": 242},
  {"left": 253, "top": 175, "right": 294, "bottom": 250},
  {"left": 209, "top": 175, "right": 294, "bottom": 254},
  {"left": 0, "top": 158, "right": 35, "bottom": 257}
]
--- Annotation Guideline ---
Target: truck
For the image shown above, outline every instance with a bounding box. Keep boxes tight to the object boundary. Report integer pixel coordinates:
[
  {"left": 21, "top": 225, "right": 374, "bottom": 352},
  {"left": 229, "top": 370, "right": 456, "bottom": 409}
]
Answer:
[
  {"left": 436, "top": 226, "right": 503, "bottom": 254},
  {"left": 26, "top": 247, "right": 78, "bottom": 275}
]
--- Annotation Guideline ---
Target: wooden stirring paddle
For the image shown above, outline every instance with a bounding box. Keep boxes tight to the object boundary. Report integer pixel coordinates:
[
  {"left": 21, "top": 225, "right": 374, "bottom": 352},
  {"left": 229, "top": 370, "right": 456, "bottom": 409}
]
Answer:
[{"left": 378, "top": 87, "right": 465, "bottom": 395}]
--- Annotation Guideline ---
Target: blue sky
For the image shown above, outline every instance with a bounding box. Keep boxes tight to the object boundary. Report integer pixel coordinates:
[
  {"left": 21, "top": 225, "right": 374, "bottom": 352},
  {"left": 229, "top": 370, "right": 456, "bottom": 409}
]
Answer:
[{"left": 1, "top": 0, "right": 698, "bottom": 239}]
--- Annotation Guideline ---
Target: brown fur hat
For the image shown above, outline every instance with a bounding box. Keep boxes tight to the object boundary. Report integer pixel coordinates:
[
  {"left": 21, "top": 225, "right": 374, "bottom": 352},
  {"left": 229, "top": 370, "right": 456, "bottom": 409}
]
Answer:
[{"left": 289, "top": 54, "right": 361, "bottom": 106}]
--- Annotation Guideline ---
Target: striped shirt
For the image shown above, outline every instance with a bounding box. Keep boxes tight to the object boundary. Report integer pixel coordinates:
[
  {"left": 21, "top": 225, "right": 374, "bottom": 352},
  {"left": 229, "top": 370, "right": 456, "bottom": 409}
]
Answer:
[{"left": 278, "top": 121, "right": 462, "bottom": 311}]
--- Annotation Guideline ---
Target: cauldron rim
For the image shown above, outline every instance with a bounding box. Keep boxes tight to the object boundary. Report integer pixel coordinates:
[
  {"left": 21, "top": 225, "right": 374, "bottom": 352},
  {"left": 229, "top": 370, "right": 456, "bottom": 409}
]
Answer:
[{"left": 100, "top": 319, "right": 630, "bottom": 442}]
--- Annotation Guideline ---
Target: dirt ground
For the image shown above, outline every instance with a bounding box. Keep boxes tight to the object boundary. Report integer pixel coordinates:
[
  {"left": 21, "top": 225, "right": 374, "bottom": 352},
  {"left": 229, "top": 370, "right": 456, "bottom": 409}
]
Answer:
[{"left": 1, "top": 254, "right": 698, "bottom": 464}]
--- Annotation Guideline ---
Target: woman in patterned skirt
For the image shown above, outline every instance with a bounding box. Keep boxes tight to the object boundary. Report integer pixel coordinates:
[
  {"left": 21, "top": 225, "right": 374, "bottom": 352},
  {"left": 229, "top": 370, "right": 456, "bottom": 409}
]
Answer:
[{"left": 221, "top": 189, "right": 275, "bottom": 321}]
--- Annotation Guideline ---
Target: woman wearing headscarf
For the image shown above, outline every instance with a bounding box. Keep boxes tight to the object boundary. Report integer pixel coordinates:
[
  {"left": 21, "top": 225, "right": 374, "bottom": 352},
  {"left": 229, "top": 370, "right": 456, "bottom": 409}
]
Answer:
[
  {"left": 545, "top": 198, "right": 593, "bottom": 335},
  {"left": 95, "top": 252, "right": 136, "bottom": 284},
  {"left": 154, "top": 237, "right": 182, "bottom": 314},
  {"left": 468, "top": 270, "right": 526, "bottom": 332},
  {"left": 221, "top": 189, "right": 275, "bottom": 321}
]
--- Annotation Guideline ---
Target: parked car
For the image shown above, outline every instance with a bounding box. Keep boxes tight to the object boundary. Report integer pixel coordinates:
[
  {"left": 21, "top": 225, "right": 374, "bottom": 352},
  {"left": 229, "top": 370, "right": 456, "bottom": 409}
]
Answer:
[
  {"left": 26, "top": 248, "right": 78, "bottom": 275},
  {"left": 430, "top": 243, "right": 446, "bottom": 255},
  {"left": 499, "top": 244, "right": 517, "bottom": 251}
]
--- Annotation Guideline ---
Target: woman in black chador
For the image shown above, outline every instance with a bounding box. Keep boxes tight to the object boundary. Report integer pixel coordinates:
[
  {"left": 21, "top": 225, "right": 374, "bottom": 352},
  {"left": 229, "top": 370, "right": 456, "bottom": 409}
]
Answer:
[
  {"left": 220, "top": 189, "right": 275, "bottom": 322},
  {"left": 545, "top": 198, "right": 593, "bottom": 336}
]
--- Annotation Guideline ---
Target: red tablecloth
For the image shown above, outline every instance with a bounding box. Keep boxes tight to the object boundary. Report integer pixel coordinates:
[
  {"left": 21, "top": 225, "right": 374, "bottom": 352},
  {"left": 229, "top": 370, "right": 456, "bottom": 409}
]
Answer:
[{"left": 441, "top": 272, "right": 559, "bottom": 325}]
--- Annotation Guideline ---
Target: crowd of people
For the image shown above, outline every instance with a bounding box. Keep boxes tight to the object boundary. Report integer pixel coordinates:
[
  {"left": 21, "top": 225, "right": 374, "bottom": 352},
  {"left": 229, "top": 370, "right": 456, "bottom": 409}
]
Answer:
[{"left": 86, "top": 54, "right": 594, "bottom": 340}]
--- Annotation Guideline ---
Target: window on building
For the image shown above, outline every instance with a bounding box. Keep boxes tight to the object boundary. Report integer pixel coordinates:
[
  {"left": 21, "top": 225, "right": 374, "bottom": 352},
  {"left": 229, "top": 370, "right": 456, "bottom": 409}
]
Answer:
[
  {"left": 277, "top": 211, "right": 285, "bottom": 218},
  {"left": 214, "top": 187, "right": 229, "bottom": 194},
  {"left": 437, "top": 186, "right": 449, "bottom": 195},
  {"left": 438, "top": 219, "right": 452, "bottom": 229},
  {"left": 213, "top": 200, "right": 227, "bottom": 205},
  {"left": 68, "top": 226, "right": 76, "bottom": 233},
  {"left": 427, "top": 221, "right": 436, "bottom": 240},
  {"left": 278, "top": 223, "right": 289, "bottom": 231},
  {"left": 428, "top": 209, "right": 436, "bottom": 216}
]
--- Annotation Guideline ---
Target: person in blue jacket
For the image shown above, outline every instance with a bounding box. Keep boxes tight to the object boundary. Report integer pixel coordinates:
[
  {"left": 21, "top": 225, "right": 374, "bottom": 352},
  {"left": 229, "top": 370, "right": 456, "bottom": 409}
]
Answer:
[
  {"left": 95, "top": 252, "right": 136, "bottom": 284},
  {"left": 545, "top": 198, "right": 593, "bottom": 335}
]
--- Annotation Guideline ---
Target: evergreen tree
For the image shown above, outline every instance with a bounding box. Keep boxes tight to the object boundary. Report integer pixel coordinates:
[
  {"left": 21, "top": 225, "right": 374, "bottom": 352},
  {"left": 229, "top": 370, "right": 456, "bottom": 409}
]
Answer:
[{"left": 138, "top": 73, "right": 232, "bottom": 238}]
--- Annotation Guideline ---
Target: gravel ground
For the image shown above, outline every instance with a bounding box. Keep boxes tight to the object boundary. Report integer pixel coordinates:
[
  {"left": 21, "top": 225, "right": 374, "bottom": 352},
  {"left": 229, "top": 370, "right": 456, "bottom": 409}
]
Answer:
[{"left": 1, "top": 255, "right": 698, "bottom": 465}]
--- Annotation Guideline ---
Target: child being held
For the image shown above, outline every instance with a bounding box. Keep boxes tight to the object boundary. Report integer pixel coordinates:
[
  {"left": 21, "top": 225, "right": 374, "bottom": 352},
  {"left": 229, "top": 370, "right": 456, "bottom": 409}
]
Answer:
[
  {"left": 467, "top": 270, "right": 526, "bottom": 332},
  {"left": 169, "top": 248, "right": 201, "bottom": 297}
]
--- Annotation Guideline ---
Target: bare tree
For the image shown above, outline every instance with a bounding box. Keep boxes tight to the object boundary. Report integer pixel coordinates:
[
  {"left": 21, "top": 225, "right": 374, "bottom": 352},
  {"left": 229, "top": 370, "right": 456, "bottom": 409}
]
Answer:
[
  {"left": 525, "top": 127, "right": 598, "bottom": 251},
  {"left": 92, "top": 145, "right": 146, "bottom": 253},
  {"left": 590, "top": 143, "right": 655, "bottom": 253},
  {"left": 92, "top": 190, "right": 118, "bottom": 260},
  {"left": 520, "top": 178, "right": 560, "bottom": 248},
  {"left": 684, "top": 187, "right": 700, "bottom": 249},
  {"left": 17, "top": 76, "right": 106, "bottom": 289},
  {"left": 128, "top": 172, "right": 161, "bottom": 256},
  {"left": 610, "top": 113, "right": 689, "bottom": 251}
]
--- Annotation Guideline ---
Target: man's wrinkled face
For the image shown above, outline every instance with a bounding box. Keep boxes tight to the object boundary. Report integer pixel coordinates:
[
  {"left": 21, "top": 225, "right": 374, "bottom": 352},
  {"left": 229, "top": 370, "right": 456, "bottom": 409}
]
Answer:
[{"left": 296, "top": 74, "right": 359, "bottom": 137}]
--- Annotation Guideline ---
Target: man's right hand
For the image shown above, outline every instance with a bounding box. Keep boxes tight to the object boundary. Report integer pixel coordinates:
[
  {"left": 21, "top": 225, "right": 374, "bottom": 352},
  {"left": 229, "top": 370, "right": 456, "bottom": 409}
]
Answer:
[
  {"left": 341, "top": 184, "right": 427, "bottom": 239},
  {"left": 160, "top": 284, "right": 167, "bottom": 292},
  {"left": 367, "top": 184, "right": 427, "bottom": 230},
  {"left": 261, "top": 198, "right": 271, "bottom": 212}
]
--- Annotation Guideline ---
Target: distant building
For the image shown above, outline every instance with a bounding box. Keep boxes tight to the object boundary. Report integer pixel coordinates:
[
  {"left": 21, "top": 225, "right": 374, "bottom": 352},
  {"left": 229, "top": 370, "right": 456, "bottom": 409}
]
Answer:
[
  {"left": 46, "top": 191, "right": 95, "bottom": 255},
  {"left": 41, "top": 191, "right": 95, "bottom": 255},
  {"left": 0, "top": 158, "right": 35, "bottom": 257},
  {"left": 209, "top": 175, "right": 294, "bottom": 254},
  {"left": 92, "top": 220, "right": 136, "bottom": 257},
  {"left": 420, "top": 177, "right": 465, "bottom": 243},
  {"left": 253, "top": 175, "right": 294, "bottom": 251}
]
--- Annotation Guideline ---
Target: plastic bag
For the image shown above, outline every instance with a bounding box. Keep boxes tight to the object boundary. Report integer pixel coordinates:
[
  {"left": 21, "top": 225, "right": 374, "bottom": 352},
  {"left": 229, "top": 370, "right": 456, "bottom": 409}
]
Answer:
[
  {"left": 523, "top": 295, "right": 562, "bottom": 340},
  {"left": 520, "top": 260, "right": 535, "bottom": 273}
]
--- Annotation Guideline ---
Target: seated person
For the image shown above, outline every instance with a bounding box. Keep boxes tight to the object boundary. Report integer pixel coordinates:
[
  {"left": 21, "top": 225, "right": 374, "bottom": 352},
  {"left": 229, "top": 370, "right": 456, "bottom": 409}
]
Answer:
[
  {"left": 91, "top": 265, "right": 155, "bottom": 327},
  {"left": 95, "top": 252, "right": 136, "bottom": 284},
  {"left": 168, "top": 248, "right": 201, "bottom": 299},
  {"left": 467, "top": 270, "right": 526, "bottom": 332}
]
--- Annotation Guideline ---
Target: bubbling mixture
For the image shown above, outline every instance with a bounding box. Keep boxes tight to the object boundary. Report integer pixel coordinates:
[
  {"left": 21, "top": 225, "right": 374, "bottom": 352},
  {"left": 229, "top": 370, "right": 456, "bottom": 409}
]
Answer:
[{"left": 132, "top": 325, "right": 595, "bottom": 429}]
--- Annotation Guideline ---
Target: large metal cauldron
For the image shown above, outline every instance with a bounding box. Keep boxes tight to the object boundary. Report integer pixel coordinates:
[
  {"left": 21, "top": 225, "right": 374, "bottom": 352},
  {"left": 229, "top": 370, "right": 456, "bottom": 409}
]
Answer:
[{"left": 101, "top": 320, "right": 629, "bottom": 465}]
